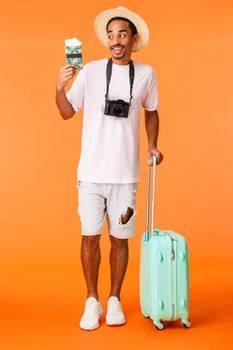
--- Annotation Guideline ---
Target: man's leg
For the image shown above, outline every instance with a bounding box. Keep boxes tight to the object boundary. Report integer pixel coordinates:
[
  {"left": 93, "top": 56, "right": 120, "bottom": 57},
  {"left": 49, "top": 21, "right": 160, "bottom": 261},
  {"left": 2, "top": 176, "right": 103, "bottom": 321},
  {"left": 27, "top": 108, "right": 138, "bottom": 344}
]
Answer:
[
  {"left": 77, "top": 181, "right": 106, "bottom": 330},
  {"left": 81, "top": 234, "right": 101, "bottom": 300},
  {"left": 105, "top": 183, "right": 137, "bottom": 326},
  {"left": 80, "top": 234, "right": 103, "bottom": 330},
  {"left": 105, "top": 235, "right": 128, "bottom": 326},
  {"left": 109, "top": 235, "right": 128, "bottom": 299}
]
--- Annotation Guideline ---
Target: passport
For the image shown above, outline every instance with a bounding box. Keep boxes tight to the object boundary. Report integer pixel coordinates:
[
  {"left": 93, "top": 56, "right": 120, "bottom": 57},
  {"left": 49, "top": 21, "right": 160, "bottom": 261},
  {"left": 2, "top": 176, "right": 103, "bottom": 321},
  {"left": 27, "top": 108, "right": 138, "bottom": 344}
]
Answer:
[{"left": 65, "top": 37, "right": 83, "bottom": 69}]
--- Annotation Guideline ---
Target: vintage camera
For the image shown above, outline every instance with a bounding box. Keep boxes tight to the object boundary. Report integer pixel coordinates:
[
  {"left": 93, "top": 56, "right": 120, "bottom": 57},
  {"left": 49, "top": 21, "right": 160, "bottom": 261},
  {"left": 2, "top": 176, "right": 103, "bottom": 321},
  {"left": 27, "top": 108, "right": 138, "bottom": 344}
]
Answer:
[{"left": 104, "top": 99, "right": 130, "bottom": 118}]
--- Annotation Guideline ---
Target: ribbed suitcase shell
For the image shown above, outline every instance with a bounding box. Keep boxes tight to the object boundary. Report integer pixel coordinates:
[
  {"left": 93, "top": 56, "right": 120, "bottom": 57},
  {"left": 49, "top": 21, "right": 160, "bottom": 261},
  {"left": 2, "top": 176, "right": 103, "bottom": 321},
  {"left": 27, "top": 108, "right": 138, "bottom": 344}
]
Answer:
[
  {"left": 139, "top": 156, "right": 191, "bottom": 329},
  {"left": 140, "top": 229, "right": 190, "bottom": 329}
]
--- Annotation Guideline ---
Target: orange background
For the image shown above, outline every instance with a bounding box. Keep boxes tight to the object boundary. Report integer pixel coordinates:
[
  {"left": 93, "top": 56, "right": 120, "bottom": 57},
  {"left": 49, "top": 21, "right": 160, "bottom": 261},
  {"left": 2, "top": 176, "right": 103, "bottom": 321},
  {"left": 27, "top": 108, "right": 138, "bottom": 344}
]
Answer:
[{"left": 1, "top": 0, "right": 233, "bottom": 349}]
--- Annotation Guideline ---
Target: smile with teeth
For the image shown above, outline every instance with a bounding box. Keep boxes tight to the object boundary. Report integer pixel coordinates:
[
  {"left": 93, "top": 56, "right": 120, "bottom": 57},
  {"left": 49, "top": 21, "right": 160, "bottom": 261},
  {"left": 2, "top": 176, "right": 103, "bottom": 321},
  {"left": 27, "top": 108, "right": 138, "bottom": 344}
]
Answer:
[{"left": 112, "top": 46, "right": 124, "bottom": 54}]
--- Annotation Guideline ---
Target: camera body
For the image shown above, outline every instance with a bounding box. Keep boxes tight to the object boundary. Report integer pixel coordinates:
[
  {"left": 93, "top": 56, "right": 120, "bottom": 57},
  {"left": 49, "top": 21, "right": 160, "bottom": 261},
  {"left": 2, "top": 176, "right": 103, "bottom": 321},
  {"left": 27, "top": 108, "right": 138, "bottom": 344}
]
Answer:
[
  {"left": 104, "top": 58, "right": 134, "bottom": 118},
  {"left": 104, "top": 99, "right": 130, "bottom": 118}
]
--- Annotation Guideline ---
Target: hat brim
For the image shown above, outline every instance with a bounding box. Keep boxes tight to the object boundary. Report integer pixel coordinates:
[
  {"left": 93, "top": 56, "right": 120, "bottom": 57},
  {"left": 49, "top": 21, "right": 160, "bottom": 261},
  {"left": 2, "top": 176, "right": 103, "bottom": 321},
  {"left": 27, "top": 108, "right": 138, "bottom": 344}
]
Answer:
[{"left": 94, "top": 7, "right": 150, "bottom": 52}]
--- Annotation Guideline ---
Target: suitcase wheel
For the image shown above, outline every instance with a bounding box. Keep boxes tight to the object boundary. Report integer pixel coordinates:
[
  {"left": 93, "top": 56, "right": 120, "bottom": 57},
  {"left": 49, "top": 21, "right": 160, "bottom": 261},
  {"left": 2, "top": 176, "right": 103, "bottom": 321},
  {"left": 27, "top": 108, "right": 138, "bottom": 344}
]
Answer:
[
  {"left": 153, "top": 320, "right": 164, "bottom": 330},
  {"left": 182, "top": 319, "right": 191, "bottom": 328},
  {"left": 142, "top": 309, "right": 149, "bottom": 318}
]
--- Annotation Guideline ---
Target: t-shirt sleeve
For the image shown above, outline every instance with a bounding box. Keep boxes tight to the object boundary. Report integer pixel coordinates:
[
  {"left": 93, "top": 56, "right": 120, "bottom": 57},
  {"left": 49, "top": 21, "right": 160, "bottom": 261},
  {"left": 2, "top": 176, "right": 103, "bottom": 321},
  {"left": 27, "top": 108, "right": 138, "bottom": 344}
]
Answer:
[
  {"left": 66, "top": 67, "right": 86, "bottom": 112},
  {"left": 142, "top": 69, "right": 158, "bottom": 111}
]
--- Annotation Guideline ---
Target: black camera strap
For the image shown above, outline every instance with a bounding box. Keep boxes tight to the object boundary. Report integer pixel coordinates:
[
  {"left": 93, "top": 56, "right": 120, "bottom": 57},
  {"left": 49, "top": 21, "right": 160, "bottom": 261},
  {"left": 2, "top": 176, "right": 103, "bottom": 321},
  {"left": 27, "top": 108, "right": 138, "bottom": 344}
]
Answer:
[{"left": 105, "top": 58, "right": 135, "bottom": 106}]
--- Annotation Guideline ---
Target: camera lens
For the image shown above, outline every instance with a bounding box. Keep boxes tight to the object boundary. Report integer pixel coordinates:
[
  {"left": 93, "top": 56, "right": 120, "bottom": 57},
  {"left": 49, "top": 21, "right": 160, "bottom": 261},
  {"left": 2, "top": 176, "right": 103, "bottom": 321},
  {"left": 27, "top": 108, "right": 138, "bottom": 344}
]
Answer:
[{"left": 114, "top": 105, "right": 123, "bottom": 117}]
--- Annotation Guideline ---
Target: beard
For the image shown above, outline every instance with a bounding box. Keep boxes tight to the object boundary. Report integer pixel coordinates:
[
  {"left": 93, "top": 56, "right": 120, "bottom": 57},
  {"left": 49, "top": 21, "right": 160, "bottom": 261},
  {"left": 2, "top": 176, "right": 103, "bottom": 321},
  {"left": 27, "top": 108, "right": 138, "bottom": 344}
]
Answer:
[{"left": 112, "top": 52, "right": 125, "bottom": 59}]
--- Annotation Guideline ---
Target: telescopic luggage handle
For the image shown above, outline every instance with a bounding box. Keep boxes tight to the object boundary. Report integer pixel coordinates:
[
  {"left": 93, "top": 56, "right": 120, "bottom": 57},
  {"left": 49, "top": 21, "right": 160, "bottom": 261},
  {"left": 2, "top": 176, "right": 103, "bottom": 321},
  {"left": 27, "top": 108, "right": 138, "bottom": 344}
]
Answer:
[{"left": 145, "top": 155, "right": 157, "bottom": 241}]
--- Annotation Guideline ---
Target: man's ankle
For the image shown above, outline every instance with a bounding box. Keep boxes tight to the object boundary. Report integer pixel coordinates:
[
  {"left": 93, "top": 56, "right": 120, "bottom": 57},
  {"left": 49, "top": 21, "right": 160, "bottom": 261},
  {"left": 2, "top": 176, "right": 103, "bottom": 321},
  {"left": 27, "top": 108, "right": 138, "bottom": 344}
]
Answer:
[
  {"left": 108, "top": 294, "right": 120, "bottom": 300},
  {"left": 87, "top": 293, "right": 99, "bottom": 301}
]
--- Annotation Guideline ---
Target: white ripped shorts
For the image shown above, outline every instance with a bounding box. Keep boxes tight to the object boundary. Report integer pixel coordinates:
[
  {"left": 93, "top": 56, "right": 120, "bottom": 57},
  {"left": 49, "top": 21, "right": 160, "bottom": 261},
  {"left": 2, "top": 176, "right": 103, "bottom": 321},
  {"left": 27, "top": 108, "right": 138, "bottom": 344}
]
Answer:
[{"left": 77, "top": 181, "right": 138, "bottom": 239}]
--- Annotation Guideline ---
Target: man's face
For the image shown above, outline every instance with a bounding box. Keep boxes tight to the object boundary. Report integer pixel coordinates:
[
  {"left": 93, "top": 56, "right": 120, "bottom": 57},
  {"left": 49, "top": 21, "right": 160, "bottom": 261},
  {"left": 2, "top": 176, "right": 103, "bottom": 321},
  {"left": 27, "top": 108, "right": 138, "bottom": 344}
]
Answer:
[{"left": 107, "top": 20, "right": 138, "bottom": 60}]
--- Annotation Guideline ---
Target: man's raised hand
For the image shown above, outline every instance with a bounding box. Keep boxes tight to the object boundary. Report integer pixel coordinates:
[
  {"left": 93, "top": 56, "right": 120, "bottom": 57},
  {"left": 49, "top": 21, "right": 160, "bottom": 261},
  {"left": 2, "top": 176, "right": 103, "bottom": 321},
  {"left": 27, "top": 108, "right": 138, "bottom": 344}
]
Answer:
[{"left": 56, "top": 64, "right": 77, "bottom": 91}]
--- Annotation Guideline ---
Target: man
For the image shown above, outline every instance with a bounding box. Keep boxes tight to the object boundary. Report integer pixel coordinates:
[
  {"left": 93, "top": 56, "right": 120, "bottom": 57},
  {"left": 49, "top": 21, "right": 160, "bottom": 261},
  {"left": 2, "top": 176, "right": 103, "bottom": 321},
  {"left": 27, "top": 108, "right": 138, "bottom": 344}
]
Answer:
[{"left": 56, "top": 6, "right": 163, "bottom": 331}]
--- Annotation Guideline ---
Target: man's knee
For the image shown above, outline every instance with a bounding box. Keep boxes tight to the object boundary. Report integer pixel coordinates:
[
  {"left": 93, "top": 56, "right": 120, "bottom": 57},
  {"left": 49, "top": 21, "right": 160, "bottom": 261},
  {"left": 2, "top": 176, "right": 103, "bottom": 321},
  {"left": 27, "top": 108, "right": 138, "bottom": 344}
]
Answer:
[
  {"left": 82, "top": 234, "right": 101, "bottom": 247},
  {"left": 110, "top": 235, "right": 128, "bottom": 249}
]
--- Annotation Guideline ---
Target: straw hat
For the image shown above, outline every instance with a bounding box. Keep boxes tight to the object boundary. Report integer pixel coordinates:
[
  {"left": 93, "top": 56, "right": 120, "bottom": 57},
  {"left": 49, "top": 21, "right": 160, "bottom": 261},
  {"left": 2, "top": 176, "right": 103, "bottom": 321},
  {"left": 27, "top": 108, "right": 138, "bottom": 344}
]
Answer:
[{"left": 94, "top": 6, "right": 150, "bottom": 52}]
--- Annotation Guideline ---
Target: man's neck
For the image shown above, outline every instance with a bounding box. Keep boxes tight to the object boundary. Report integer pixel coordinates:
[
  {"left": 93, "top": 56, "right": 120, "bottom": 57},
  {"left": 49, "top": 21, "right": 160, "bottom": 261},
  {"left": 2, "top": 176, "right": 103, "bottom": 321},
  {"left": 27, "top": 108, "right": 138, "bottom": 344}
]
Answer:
[{"left": 111, "top": 55, "right": 132, "bottom": 65}]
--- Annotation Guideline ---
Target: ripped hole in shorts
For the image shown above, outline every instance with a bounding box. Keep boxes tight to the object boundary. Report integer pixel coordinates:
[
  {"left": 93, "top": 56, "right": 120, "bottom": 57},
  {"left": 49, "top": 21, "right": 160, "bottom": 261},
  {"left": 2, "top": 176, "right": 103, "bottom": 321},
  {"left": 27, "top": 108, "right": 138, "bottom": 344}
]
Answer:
[{"left": 119, "top": 207, "right": 134, "bottom": 225}]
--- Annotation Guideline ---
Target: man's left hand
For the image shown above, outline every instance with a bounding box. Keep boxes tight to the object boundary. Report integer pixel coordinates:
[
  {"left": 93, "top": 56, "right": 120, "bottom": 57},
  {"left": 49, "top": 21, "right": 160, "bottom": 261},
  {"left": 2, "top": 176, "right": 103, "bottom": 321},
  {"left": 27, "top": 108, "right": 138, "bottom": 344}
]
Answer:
[{"left": 147, "top": 146, "right": 164, "bottom": 165}]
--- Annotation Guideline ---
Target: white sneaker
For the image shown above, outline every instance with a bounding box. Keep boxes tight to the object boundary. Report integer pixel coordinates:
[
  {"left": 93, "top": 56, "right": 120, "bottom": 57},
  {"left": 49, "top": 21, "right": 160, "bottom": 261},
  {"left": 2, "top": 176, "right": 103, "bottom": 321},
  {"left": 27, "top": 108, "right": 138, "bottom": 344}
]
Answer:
[
  {"left": 106, "top": 296, "right": 126, "bottom": 326},
  {"left": 79, "top": 297, "right": 103, "bottom": 330}
]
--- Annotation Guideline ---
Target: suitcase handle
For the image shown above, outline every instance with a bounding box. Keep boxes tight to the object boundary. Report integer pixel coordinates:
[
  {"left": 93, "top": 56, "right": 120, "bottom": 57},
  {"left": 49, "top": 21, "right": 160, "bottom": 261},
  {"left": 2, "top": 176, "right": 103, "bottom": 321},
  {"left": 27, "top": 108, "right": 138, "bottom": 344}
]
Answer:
[{"left": 145, "top": 154, "right": 157, "bottom": 241}]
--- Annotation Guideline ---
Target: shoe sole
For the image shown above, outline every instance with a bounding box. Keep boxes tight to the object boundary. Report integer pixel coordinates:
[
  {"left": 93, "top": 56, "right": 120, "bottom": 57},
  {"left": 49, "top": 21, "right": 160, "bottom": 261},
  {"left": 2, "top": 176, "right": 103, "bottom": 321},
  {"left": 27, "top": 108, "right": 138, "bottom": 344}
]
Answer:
[
  {"left": 106, "top": 319, "right": 126, "bottom": 326},
  {"left": 80, "top": 323, "right": 100, "bottom": 331},
  {"left": 79, "top": 309, "right": 103, "bottom": 331}
]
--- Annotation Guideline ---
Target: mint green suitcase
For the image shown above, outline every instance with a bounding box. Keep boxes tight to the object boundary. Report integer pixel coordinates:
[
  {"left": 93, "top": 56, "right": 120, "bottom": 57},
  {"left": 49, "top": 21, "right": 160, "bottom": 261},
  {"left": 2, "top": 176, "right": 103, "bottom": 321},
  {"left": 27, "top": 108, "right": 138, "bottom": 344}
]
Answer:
[{"left": 140, "top": 156, "right": 191, "bottom": 330}]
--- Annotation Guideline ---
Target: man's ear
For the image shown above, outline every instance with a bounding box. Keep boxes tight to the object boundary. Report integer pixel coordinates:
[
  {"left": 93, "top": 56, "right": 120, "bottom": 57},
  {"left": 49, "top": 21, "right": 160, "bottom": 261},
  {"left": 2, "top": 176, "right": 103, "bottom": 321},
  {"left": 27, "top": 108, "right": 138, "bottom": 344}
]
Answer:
[{"left": 133, "top": 33, "right": 139, "bottom": 44}]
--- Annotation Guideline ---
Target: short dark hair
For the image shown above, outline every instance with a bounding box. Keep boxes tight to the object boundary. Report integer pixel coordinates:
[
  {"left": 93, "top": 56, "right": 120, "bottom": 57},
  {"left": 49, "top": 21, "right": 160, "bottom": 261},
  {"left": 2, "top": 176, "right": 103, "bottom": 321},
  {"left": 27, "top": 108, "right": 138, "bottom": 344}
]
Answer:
[{"left": 106, "top": 17, "right": 138, "bottom": 36}]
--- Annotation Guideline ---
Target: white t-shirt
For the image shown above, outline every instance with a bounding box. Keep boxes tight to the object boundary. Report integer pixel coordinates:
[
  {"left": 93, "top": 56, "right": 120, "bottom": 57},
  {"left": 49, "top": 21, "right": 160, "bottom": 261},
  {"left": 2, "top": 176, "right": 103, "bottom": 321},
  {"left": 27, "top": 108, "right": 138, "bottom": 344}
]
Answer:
[{"left": 66, "top": 58, "right": 158, "bottom": 183}]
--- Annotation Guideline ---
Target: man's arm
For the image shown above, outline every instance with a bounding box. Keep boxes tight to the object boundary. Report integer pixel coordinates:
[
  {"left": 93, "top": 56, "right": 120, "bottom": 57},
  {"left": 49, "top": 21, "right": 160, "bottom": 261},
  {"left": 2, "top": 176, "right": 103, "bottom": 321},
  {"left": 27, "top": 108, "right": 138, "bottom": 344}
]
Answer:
[
  {"left": 145, "top": 110, "right": 163, "bottom": 164},
  {"left": 55, "top": 65, "right": 77, "bottom": 120}
]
